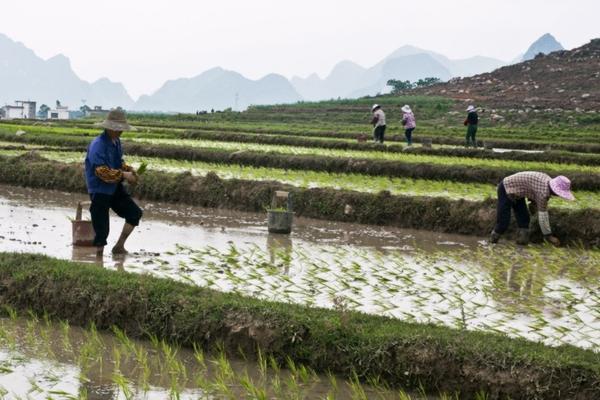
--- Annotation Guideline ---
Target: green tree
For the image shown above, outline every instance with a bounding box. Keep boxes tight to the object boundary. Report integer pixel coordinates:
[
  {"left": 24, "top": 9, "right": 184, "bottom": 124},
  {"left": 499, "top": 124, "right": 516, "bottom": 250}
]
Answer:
[
  {"left": 414, "top": 77, "right": 441, "bottom": 88},
  {"left": 38, "top": 104, "right": 50, "bottom": 118},
  {"left": 386, "top": 79, "right": 413, "bottom": 94}
]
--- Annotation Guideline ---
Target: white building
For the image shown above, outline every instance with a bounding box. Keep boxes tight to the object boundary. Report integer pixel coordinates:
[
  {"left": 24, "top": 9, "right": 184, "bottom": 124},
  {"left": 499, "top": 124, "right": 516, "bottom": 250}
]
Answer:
[
  {"left": 1, "top": 105, "right": 26, "bottom": 119},
  {"left": 47, "top": 104, "right": 70, "bottom": 120},
  {"left": 15, "top": 101, "right": 36, "bottom": 119},
  {"left": 0, "top": 101, "right": 37, "bottom": 120}
]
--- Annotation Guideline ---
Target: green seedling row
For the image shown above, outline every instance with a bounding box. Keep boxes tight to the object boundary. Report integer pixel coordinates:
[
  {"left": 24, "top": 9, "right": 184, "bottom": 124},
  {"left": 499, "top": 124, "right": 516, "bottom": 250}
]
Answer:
[
  {"left": 3, "top": 149, "right": 596, "bottom": 210},
  {"left": 0, "top": 313, "right": 431, "bottom": 399}
]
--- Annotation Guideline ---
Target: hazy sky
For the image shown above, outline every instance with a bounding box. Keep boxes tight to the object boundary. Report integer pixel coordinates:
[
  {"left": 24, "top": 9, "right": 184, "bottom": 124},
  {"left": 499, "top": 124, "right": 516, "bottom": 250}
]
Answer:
[{"left": 2, "top": 0, "right": 598, "bottom": 99}]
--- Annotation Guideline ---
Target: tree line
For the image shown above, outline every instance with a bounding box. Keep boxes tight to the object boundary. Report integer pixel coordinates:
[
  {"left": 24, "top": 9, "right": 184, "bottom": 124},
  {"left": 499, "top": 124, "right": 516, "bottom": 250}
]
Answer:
[{"left": 386, "top": 77, "right": 441, "bottom": 94}]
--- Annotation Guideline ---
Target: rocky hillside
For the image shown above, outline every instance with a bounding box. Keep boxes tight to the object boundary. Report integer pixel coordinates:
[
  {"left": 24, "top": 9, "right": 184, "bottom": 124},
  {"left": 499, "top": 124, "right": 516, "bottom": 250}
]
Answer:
[{"left": 415, "top": 39, "right": 600, "bottom": 111}]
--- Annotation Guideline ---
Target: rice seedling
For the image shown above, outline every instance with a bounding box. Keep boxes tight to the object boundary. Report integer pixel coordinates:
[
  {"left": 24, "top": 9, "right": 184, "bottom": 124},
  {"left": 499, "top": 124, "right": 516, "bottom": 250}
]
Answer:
[
  {"left": 132, "top": 136, "right": 600, "bottom": 175},
  {"left": 2, "top": 149, "right": 598, "bottom": 209},
  {"left": 156, "top": 242, "right": 600, "bottom": 351}
]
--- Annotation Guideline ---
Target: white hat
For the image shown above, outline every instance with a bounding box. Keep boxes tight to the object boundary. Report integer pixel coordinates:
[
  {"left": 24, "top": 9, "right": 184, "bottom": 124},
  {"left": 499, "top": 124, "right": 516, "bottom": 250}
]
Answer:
[
  {"left": 401, "top": 105, "right": 412, "bottom": 113},
  {"left": 372, "top": 104, "right": 380, "bottom": 111},
  {"left": 466, "top": 105, "right": 476, "bottom": 112}
]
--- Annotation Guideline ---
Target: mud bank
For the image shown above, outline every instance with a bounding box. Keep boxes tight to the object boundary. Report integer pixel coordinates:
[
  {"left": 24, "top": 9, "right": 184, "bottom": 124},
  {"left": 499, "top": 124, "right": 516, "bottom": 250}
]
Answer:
[
  {"left": 0, "top": 253, "right": 598, "bottom": 399},
  {"left": 131, "top": 121, "right": 600, "bottom": 153},
  {"left": 178, "top": 129, "right": 600, "bottom": 166},
  {"left": 2, "top": 131, "right": 599, "bottom": 190},
  {"left": 0, "top": 154, "right": 598, "bottom": 247},
  {"left": 119, "top": 142, "right": 600, "bottom": 191}
]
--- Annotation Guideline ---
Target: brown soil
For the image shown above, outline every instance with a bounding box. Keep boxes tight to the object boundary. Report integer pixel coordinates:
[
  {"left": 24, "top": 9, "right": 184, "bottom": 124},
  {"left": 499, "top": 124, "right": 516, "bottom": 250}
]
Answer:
[{"left": 414, "top": 38, "right": 600, "bottom": 111}]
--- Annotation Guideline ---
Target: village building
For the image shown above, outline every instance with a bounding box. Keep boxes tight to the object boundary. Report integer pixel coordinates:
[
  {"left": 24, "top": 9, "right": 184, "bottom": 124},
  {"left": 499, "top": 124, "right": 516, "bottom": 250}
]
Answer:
[
  {"left": 15, "top": 101, "right": 37, "bottom": 119},
  {"left": 47, "top": 102, "right": 70, "bottom": 120},
  {"left": 0, "top": 100, "right": 36, "bottom": 120},
  {"left": 1, "top": 105, "right": 25, "bottom": 119},
  {"left": 82, "top": 105, "right": 110, "bottom": 118}
]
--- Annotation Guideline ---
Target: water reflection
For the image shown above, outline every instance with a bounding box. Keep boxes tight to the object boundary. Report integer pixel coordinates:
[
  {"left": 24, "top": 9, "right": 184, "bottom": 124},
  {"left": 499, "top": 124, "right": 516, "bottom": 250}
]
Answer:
[
  {"left": 71, "top": 246, "right": 103, "bottom": 266},
  {"left": 505, "top": 263, "right": 536, "bottom": 296},
  {"left": 267, "top": 233, "right": 293, "bottom": 274}
]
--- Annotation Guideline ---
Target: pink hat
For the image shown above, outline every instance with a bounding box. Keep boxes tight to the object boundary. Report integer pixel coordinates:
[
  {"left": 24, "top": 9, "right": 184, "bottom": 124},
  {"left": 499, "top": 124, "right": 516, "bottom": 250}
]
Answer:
[{"left": 549, "top": 176, "right": 575, "bottom": 201}]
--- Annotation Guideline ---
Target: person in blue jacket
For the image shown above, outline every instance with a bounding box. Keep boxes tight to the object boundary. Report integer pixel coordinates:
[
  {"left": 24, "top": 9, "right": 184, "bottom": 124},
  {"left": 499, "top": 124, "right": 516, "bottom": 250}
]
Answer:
[{"left": 85, "top": 108, "right": 142, "bottom": 256}]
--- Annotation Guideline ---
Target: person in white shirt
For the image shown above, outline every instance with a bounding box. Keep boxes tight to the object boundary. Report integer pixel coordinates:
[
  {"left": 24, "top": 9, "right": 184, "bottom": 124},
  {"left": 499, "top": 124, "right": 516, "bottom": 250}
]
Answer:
[{"left": 371, "top": 104, "right": 386, "bottom": 143}]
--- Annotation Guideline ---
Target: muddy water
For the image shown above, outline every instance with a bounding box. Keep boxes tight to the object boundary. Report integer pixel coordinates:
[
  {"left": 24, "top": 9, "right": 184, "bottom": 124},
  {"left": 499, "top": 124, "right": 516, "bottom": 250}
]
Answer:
[
  {"left": 1, "top": 184, "right": 598, "bottom": 353},
  {"left": 0, "top": 184, "right": 481, "bottom": 270},
  {"left": 0, "top": 317, "right": 422, "bottom": 399}
]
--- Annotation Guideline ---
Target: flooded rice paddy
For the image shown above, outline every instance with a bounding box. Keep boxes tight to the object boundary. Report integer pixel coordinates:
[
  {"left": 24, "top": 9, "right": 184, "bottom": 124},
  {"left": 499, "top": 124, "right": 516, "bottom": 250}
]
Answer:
[
  {"left": 0, "top": 315, "right": 429, "bottom": 399},
  {"left": 0, "top": 185, "right": 599, "bottom": 354}
]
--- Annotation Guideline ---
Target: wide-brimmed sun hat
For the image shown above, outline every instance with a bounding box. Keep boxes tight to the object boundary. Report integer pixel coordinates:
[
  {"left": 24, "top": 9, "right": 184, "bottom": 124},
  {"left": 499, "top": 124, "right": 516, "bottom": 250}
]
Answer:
[
  {"left": 98, "top": 108, "right": 133, "bottom": 131},
  {"left": 466, "top": 105, "right": 476, "bottom": 112},
  {"left": 372, "top": 104, "right": 381, "bottom": 111},
  {"left": 549, "top": 175, "right": 575, "bottom": 201},
  {"left": 401, "top": 105, "right": 412, "bottom": 113}
]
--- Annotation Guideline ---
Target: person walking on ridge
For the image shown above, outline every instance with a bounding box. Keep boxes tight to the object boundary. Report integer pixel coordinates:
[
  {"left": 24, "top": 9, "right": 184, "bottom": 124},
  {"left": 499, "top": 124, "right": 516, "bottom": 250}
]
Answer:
[
  {"left": 401, "top": 104, "right": 416, "bottom": 147},
  {"left": 85, "top": 108, "right": 143, "bottom": 257},
  {"left": 490, "top": 171, "right": 575, "bottom": 246},
  {"left": 464, "top": 105, "right": 478, "bottom": 147},
  {"left": 371, "top": 104, "right": 386, "bottom": 144}
]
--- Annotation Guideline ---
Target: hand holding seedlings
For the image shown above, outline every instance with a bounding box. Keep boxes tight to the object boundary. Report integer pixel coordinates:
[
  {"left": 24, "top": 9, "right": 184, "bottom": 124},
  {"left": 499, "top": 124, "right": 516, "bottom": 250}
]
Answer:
[
  {"left": 137, "top": 162, "right": 148, "bottom": 175},
  {"left": 122, "top": 171, "right": 138, "bottom": 184},
  {"left": 545, "top": 235, "right": 561, "bottom": 247}
]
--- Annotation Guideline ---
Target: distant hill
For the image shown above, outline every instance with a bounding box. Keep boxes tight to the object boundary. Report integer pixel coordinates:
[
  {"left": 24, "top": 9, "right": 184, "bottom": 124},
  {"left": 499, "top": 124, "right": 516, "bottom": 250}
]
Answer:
[
  {"left": 1, "top": 31, "right": 577, "bottom": 113},
  {"left": 291, "top": 60, "right": 367, "bottom": 102},
  {"left": 0, "top": 33, "right": 133, "bottom": 109},
  {"left": 413, "top": 38, "right": 600, "bottom": 110},
  {"left": 291, "top": 45, "right": 505, "bottom": 101},
  {"left": 348, "top": 53, "right": 453, "bottom": 98},
  {"left": 522, "top": 33, "right": 564, "bottom": 61},
  {"left": 134, "top": 67, "right": 302, "bottom": 112}
]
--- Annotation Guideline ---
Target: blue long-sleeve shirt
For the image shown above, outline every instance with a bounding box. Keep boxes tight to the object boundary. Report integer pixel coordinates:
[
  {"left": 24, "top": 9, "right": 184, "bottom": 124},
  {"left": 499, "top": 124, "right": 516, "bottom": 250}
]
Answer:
[{"left": 85, "top": 130, "right": 124, "bottom": 195}]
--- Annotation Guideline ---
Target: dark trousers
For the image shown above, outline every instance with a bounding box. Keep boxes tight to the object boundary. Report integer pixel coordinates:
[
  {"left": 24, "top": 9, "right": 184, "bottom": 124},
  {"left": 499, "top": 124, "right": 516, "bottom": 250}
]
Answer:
[
  {"left": 466, "top": 124, "right": 478, "bottom": 147},
  {"left": 494, "top": 182, "right": 530, "bottom": 234},
  {"left": 90, "top": 184, "right": 143, "bottom": 246},
  {"left": 373, "top": 125, "right": 386, "bottom": 143},
  {"left": 405, "top": 127, "right": 415, "bottom": 145}
]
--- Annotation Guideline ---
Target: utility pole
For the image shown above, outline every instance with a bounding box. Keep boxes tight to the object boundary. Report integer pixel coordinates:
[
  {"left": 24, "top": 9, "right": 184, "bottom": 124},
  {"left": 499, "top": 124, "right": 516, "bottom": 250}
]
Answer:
[{"left": 234, "top": 92, "right": 239, "bottom": 111}]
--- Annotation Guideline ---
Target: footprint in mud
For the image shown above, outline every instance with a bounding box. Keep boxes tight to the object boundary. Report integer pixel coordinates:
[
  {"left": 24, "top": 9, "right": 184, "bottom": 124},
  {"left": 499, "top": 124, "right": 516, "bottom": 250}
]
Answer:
[{"left": 134, "top": 250, "right": 161, "bottom": 257}]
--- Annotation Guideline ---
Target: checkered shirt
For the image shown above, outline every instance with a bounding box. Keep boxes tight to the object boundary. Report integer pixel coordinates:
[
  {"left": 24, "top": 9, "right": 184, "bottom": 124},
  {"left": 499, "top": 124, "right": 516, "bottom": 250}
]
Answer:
[{"left": 503, "top": 171, "right": 551, "bottom": 211}]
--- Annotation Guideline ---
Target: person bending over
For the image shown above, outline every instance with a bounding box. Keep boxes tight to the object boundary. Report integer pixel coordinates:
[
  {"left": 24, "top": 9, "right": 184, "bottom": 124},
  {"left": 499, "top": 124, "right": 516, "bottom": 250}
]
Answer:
[{"left": 490, "top": 171, "right": 574, "bottom": 246}]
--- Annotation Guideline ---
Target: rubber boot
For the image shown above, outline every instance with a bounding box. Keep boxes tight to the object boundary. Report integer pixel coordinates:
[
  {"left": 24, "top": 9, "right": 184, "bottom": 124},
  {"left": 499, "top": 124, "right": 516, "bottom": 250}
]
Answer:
[
  {"left": 489, "top": 230, "right": 501, "bottom": 244},
  {"left": 516, "top": 228, "right": 530, "bottom": 245}
]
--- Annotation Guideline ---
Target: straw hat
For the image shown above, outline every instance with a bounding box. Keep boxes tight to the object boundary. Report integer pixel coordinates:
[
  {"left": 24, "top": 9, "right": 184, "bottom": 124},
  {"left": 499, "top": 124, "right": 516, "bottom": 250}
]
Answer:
[
  {"left": 549, "top": 176, "right": 575, "bottom": 201},
  {"left": 401, "top": 105, "right": 412, "bottom": 113},
  {"left": 98, "top": 108, "right": 133, "bottom": 131},
  {"left": 466, "top": 105, "right": 476, "bottom": 112},
  {"left": 372, "top": 104, "right": 381, "bottom": 112}
]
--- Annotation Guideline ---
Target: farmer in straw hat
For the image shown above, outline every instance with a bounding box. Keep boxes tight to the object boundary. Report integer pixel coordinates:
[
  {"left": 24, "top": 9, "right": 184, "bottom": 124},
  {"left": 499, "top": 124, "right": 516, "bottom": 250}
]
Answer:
[
  {"left": 401, "top": 104, "right": 416, "bottom": 146},
  {"left": 85, "top": 108, "right": 142, "bottom": 257},
  {"left": 490, "top": 171, "right": 575, "bottom": 246},
  {"left": 371, "top": 104, "right": 386, "bottom": 143}
]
